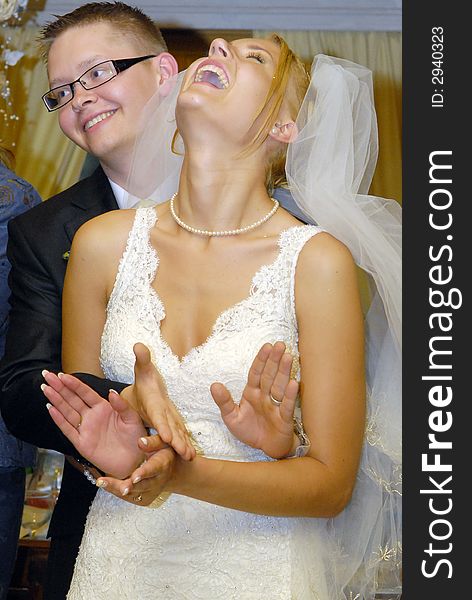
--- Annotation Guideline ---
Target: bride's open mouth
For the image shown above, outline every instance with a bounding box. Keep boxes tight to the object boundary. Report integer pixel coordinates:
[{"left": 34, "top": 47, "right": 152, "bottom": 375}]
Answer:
[{"left": 194, "top": 64, "right": 229, "bottom": 89}]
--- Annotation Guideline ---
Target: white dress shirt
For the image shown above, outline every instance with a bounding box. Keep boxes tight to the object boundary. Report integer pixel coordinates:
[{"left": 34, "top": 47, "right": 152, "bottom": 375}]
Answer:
[{"left": 108, "top": 180, "right": 129, "bottom": 209}]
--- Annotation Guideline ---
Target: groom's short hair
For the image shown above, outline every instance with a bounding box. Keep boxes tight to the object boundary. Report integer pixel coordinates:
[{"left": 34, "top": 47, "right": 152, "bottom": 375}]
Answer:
[{"left": 39, "top": 1, "right": 168, "bottom": 60}]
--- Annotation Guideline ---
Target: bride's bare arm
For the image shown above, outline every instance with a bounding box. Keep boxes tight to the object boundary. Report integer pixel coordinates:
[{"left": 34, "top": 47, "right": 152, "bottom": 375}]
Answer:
[
  {"left": 164, "top": 233, "right": 366, "bottom": 518},
  {"left": 62, "top": 210, "right": 130, "bottom": 375},
  {"left": 58, "top": 210, "right": 195, "bottom": 465}
]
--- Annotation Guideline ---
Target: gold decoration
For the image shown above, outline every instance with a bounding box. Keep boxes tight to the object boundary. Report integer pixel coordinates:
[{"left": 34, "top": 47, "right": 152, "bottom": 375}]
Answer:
[
  {"left": 1, "top": 0, "right": 28, "bottom": 144},
  {"left": 0, "top": 0, "right": 28, "bottom": 22},
  {"left": 1, "top": 0, "right": 20, "bottom": 22}
]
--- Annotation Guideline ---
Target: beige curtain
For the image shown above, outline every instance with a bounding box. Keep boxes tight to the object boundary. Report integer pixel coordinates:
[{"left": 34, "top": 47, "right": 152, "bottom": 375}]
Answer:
[
  {"left": 254, "top": 30, "right": 402, "bottom": 204},
  {"left": 1, "top": 25, "right": 85, "bottom": 200}
]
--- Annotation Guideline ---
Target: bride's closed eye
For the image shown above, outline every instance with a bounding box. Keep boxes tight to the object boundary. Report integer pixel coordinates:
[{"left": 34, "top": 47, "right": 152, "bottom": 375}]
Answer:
[{"left": 246, "top": 52, "right": 265, "bottom": 64}]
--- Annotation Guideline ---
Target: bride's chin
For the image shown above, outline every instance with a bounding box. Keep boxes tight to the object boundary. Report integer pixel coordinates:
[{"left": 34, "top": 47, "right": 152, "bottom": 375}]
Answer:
[
  {"left": 175, "top": 96, "right": 208, "bottom": 130},
  {"left": 176, "top": 111, "right": 223, "bottom": 144}
]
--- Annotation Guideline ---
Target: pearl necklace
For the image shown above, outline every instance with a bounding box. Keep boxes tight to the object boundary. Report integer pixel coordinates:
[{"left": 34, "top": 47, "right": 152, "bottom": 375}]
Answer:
[{"left": 169, "top": 193, "right": 280, "bottom": 237}]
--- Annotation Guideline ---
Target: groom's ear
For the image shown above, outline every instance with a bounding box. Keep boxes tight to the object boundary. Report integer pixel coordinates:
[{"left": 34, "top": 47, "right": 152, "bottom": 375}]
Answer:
[{"left": 155, "top": 52, "right": 179, "bottom": 95}]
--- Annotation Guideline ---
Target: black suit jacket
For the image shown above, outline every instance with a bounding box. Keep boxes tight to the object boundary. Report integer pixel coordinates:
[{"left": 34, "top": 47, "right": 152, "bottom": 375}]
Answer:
[{"left": 0, "top": 166, "right": 125, "bottom": 538}]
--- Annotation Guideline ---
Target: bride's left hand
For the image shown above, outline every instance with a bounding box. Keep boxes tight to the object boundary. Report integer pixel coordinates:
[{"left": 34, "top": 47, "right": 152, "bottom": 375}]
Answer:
[
  {"left": 210, "top": 342, "right": 299, "bottom": 459},
  {"left": 95, "top": 436, "right": 176, "bottom": 506}
]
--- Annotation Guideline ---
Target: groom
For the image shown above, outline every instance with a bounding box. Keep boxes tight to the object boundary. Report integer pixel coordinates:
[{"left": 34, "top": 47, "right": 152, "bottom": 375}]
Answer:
[{"left": 0, "top": 3, "right": 179, "bottom": 598}]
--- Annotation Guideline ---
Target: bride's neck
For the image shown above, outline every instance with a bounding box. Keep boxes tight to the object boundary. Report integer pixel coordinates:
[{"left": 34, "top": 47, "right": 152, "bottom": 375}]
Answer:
[{"left": 175, "top": 151, "right": 272, "bottom": 229}]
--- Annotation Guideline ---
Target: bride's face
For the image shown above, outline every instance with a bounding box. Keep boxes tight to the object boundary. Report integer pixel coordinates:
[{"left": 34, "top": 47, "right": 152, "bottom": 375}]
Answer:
[{"left": 176, "top": 37, "right": 281, "bottom": 148}]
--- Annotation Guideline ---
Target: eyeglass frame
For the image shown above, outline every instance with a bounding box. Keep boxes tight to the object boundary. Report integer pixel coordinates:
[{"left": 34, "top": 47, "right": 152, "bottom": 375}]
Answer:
[{"left": 42, "top": 55, "right": 157, "bottom": 112}]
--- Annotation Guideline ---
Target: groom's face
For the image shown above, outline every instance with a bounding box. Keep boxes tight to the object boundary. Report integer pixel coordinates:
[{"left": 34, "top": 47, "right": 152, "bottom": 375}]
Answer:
[{"left": 47, "top": 22, "right": 161, "bottom": 169}]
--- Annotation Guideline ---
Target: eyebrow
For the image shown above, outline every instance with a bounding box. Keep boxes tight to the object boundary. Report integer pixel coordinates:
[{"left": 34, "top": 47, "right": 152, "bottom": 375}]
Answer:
[
  {"left": 246, "top": 44, "right": 273, "bottom": 55},
  {"left": 49, "top": 55, "right": 108, "bottom": 87},
  {"left": 233, "top": 42, "right": 275, "bottom": 61}
]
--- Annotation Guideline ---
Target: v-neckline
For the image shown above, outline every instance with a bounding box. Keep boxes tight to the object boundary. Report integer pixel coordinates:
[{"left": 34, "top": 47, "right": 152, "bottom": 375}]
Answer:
[{"left": 146, "top": 223, "right": 304, "bottom": 365}]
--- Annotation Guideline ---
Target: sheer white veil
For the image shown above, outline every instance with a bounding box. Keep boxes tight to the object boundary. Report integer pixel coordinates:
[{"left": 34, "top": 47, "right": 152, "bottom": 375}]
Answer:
[
  {"left": 125, "top": 71, "right": 184, "bottom": 206},
  {"left": 286, "top": 54, "right": 402, "bottom": 600},
  {"left": 124, "top": 55, "right": 402, "bottom": 600}
]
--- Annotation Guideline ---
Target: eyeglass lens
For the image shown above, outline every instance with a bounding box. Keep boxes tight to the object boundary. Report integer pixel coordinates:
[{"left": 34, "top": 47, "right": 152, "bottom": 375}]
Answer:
[
  {"left": 43, "top": 61, "right": 117, "bottom": 110},
  {"left": 43, "top": 55, "right": 156, "bottom": 111}
]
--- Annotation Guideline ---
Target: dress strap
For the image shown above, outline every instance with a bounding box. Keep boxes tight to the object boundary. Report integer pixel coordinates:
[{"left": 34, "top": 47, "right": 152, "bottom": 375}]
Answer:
[
  {"left": 277, "top": 225, "right": 324, "bottom": 327},
  {"left": 107, "top": 207, "right": 158, "bottom": 308}
]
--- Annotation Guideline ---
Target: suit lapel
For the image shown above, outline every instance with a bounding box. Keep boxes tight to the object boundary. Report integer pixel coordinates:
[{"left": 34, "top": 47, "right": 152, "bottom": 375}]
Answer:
[{"left": 63, "top": 166, "right": 119, "bottom": 244}]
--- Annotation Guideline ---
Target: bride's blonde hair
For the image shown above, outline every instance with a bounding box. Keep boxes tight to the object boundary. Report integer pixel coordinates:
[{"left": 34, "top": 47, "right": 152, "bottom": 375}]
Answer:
[{"left": 244, "top": 35, "right": 310, "bottom": 192}]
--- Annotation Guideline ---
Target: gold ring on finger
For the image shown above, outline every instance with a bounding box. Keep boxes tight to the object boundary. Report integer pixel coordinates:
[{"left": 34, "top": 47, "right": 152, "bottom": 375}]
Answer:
[{"left": 270, "top": 393, "right": 283, "bottom": 406}]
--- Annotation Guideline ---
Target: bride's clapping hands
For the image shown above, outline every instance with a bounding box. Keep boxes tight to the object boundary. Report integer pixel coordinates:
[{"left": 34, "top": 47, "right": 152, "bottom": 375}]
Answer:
[
  {"left": 42, "top": 371, "right": 146, "bottom": 479},
  {"left": 210, "top": 342, "right": 299, "bottom": 459},
  {"left": 95, "top": 441, "right": 176, "bottom": 506},
  {"left": 42, "top": 368, "right": 179, "bottom": 506},
  {"left": 120, "top": 343, "right": 196, "bottom": 462}
]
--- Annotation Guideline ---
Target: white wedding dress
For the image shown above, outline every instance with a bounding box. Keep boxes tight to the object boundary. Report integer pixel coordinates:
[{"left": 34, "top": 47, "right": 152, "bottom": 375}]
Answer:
[{"left": 67, "top": 207, "right": 329, "bottom": 600}]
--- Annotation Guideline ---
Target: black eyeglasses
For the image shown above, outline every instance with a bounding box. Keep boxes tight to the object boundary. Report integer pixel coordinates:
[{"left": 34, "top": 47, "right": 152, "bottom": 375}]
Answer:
[{"left": 42, "top": 55, "right": 156, "bottom": 111}]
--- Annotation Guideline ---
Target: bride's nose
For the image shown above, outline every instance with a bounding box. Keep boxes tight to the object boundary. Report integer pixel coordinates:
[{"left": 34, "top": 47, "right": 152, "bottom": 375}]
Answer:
[{"left": 209, "top": 38, "right": 230, "bottom": 58}]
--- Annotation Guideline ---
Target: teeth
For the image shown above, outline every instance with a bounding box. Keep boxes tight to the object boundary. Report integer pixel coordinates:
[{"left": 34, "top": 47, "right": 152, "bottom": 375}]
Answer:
[
  {"left": 194, "top": 64, "right": 229, "bottom": 88},
  {"left": 84, "top": 110, "right": 115, "bottom": 131}
]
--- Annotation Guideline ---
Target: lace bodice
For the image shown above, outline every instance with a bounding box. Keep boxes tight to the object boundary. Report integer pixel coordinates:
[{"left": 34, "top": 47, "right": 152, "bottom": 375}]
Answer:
[
  {"left": 68, "top": 208, "right": 326, "bottom": 600},
  {"left": 100, "top": 208, "right": 321, "bottom": 461}
]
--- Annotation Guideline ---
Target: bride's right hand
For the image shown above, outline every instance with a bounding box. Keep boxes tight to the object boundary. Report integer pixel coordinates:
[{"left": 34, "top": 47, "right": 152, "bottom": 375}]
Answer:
[
  {"left": 120, "top": 343, "right": 196, "bottom": 462},
  {"left": 42, "top": 371, "right": 146, "bottom": 479}
]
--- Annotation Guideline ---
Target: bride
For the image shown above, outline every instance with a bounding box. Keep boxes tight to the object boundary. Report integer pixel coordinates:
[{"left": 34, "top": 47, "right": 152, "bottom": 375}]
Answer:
[{"left": 43, "top": 35, "right": 401, "bottom": 599}]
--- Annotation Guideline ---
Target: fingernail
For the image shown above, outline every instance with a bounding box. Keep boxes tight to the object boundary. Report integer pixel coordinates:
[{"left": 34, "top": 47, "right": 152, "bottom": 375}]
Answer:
[
  {"left": 133, "top": 476, "right": 141, "bottom": 484},
  {"left": 58, "top": 372, "right": 64, "bottom": 379},
  {"left": 46, "top": 402, "right": 52, "bottom": 410},
  {"left": 41, "top": 369, "right": 49, "bottom": 378},
  {"left": 140, "top": 437, "right": 148, "bottom": 446},
  {"left": 109, "top": 388, "right": 118, "bottom": 395},
  {"left": 122, "top": 487, "right": 129, "bottom": 496},
  {"left": 41, "top": 383, "right": 47, "bottom": 392},
  {"left": 96, "top": 479, "right": 107, "bottom": 488}
]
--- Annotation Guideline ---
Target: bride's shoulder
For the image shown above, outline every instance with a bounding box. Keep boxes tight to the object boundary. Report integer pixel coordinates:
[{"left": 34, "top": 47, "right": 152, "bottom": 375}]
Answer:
[
  {"left": 86, "top": 207, "right": 137, "bottom": 231},
  {"left": 297, "top": 230, "right": 357, "bottom": 280},
  {"left": 70, "top": 209, "right": 138, "bottom": 264},
  {"left": 78, "top": 208, "right": 137, "bottom": 240}
]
